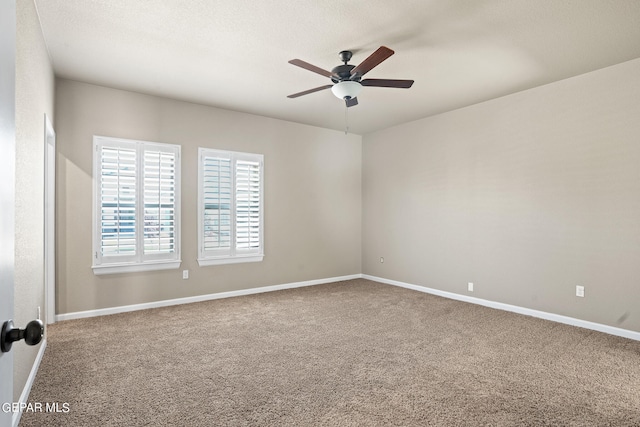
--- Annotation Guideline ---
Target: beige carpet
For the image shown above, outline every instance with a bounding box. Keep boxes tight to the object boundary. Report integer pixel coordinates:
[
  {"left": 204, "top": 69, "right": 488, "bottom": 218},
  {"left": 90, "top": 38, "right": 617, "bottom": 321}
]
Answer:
[{"left": 20, "top": 279, "right": 640, "bottom": 426}]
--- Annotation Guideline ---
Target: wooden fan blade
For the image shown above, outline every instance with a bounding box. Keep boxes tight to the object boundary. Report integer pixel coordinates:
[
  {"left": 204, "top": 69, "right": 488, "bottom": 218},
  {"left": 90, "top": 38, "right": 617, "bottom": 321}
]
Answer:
[
  {"left": 287, "top": 85, "right": 333, "bottom": 98},
  {"left": 345, "top": 97, "right": 358, "bottom": 107},
  {"left": 361, "top": 79, "right": 414, "bottom": 88},
  {"left": 288, "top": 59, "right": 333, "bottom": 78},
  {"left": 350, "top": 46, "right": 394, "bottom": 77}
]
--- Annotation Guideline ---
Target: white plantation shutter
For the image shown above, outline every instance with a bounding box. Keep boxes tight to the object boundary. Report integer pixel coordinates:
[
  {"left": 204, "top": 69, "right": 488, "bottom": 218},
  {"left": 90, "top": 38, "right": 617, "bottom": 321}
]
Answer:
[
  {"left": 93, "top": 136, "right": 181, "bottom": 274},
  {"left": 143, "top": 150, "right": 177, "bottom": 255},
  {"left": 202, "top": 155, "right": 232, "bottom": 251},
  {"left": 100, "top": 146, "right": 137, "bottom": 258},
  {"left": 236, "top": 160, "right": 261, "bottom": 250},
  {"left": 198, "top": 148, "right": 263, "bottom": 265}
]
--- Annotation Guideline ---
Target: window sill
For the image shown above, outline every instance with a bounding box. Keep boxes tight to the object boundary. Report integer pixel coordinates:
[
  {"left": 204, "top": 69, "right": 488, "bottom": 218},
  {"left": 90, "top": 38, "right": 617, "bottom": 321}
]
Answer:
[
  {"left": 197, "top": 254, "right": 263, "bottom": 267},
  {"left": 92, "top": 260, "right": 182, "bottom": 275}
]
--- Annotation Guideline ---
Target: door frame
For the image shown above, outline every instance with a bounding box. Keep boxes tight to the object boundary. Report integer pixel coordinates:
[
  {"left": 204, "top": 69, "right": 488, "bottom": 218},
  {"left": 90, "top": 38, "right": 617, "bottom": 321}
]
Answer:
[{"left": 44, "top": 114, "right": 56, "bottom": 324}]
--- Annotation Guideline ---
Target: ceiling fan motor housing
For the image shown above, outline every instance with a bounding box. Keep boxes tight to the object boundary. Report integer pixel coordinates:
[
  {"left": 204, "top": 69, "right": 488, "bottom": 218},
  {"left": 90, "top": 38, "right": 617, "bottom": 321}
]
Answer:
[{"left": 331, "top": 64, "right": 358, "bottom": 83}]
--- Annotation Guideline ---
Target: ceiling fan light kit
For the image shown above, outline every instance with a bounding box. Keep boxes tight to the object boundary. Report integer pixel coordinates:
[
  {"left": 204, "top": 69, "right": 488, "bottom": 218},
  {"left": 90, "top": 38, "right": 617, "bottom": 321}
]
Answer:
[
  {"left": 331, "top": 81, "right": 362, "bottom": 101},
  {"left": 288, "top": 46, "right": 414, "bottom": 108}
]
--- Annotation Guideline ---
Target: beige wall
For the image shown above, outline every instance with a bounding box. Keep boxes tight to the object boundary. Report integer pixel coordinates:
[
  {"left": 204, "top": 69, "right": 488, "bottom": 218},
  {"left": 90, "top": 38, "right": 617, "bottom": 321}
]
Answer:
[
  {"left": 363, "top": 58, "right": 640, "bottom": 333},
  {"left": 55, "top": 79, "right": 362, "bottom": 314},
  {"left": 14, "top": 0, "right": 55, "bottom": 400}
]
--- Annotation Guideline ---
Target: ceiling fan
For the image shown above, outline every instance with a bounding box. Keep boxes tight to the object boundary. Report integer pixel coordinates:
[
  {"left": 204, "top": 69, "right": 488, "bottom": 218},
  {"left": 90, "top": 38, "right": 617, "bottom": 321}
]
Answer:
[{"left": 287, "top": 46, "right": 414, "bottom": 107}]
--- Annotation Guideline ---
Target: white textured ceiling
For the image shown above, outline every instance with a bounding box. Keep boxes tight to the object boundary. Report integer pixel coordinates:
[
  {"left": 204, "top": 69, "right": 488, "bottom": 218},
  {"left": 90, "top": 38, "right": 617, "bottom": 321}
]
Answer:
[{"left": 34, "top": 0, "right": 640, "bottom": 135}]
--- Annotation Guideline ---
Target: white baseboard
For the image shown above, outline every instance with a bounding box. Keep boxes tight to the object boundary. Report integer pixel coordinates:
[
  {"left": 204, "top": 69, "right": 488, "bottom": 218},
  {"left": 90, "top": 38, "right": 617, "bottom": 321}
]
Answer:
[
  {"left": 56, "top": 274, "right": 362, "bottom": 322},
  {"left": 363, "top": 274, "right": 640, "bottom": 342},
  {"left": 12, "top": 338, "right": 47, "bottom": 427}
]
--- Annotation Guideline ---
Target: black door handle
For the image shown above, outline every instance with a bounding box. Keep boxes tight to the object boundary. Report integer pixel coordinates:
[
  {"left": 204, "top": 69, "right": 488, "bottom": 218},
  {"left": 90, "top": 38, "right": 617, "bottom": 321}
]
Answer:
[{"left": 1, "top": 319, "right": 44, "bottom": 353}]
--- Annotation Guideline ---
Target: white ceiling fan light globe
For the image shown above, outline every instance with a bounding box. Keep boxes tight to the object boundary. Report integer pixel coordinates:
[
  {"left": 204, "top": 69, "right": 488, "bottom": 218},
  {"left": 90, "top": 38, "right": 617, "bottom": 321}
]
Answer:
[{"left": 331, "top": 81, "right": 363, "bottom": 100}]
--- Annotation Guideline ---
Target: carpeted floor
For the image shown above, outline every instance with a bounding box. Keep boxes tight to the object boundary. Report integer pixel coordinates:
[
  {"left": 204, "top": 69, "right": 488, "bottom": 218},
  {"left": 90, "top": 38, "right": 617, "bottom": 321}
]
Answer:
[{"left": 20, "top": 279, "right": 640, "bottom": 426}]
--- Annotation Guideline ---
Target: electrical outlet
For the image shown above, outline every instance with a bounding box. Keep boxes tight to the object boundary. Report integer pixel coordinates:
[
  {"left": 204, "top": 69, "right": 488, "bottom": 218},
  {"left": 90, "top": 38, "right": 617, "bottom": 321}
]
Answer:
[
  {"left": 380, "top": 257, "right": 384, "bottom": 263},
  {"left": 182, "top": 270, "right": 189, "bottom": 280},
  {"left": 468, "top": 282, "right": 474, "bottom": 292},
  {"left": 576, "top": 285, "right": 584, "bottom": 297}
]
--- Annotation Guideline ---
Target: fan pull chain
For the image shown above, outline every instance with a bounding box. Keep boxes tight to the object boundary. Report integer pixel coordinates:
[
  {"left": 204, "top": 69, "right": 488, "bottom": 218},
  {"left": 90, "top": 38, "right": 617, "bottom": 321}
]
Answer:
[{"left": 344, "top": 104, "right": 349, "bottom": 135}]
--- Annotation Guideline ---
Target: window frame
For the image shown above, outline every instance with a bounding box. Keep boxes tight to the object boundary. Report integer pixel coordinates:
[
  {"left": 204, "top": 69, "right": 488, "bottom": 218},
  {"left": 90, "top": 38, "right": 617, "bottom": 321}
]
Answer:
[
  {"left": 197, "top": 147, "right": 264, "bottom": 266},
  {"left": 92, "top": 135, "right": 182, "bottom": 275}
]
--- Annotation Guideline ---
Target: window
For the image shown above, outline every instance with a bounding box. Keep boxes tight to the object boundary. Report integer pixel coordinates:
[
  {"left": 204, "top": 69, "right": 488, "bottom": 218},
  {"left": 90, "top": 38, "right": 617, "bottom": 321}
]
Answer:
[
  {"left": 92, "top": 136, "right": 181, "bottom": 274},
  {"left": 198, "top": 148, "right": 263, "bottom": 266}
]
